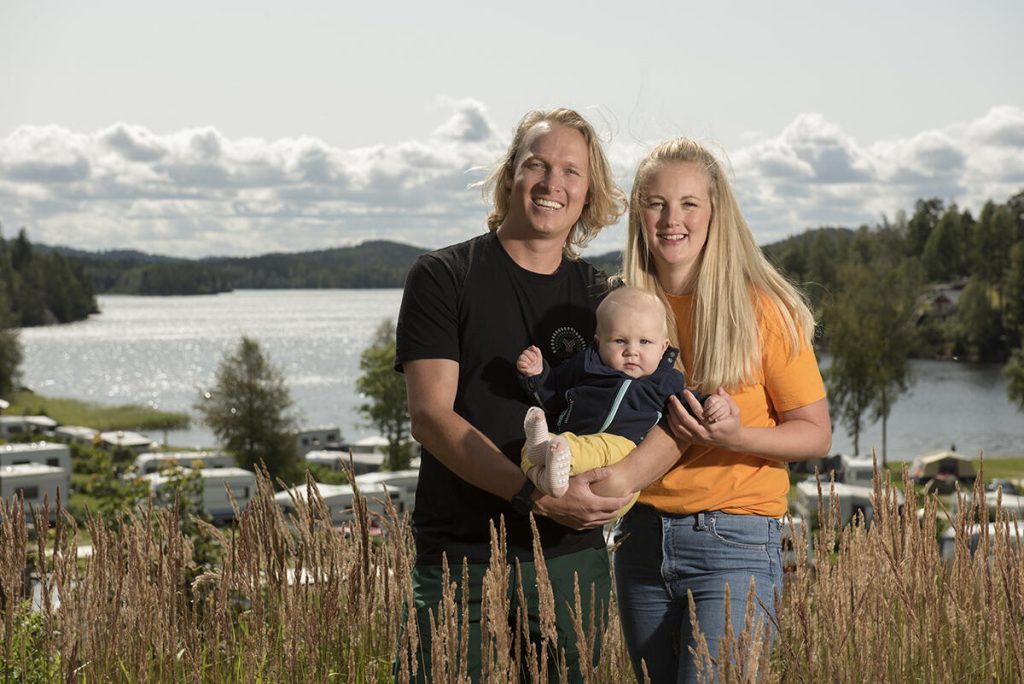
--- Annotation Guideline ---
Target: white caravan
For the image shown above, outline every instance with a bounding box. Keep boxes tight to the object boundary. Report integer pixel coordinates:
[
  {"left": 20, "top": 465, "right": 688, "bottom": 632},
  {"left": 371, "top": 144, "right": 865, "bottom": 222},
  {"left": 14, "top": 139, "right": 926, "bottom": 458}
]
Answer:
[
  {"left": 134, "top": 450, "right": 235, "bottom": 475},
  {"left": 0, "top": 463, "right": 69, "bottom": 522},
  {"left": 0, "top": 441, "right": 72, "bottom": 473},
  {"left": 275, "top": 481, "right": 400, "bottom": 526},
  {"left": 144, "top": 466, "right": 256, "bottom": 525}
]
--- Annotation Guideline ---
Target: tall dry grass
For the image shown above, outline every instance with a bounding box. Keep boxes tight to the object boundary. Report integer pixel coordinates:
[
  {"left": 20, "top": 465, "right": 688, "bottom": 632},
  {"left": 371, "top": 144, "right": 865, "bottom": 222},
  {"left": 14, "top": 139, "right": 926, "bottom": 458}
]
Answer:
[
  {"left": 771, "top": 464, "right": 1023, "bottom": 683},
  {"left": 1, "top": 461, "right": 1021, "bottom": 682}
]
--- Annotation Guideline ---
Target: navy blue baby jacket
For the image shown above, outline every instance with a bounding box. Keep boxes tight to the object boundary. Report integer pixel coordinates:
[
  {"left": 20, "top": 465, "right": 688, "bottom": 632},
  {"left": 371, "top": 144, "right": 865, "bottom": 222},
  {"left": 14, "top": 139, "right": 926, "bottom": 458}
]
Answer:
[{"left": 520, "top": 345, "right": 687, "bottom": 444}]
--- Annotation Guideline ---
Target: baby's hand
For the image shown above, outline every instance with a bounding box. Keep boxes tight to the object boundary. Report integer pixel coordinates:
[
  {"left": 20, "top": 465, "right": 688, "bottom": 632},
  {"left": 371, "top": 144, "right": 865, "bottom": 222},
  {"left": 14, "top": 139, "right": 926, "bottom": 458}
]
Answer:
[
  {"left": 517, "top": 345, "right": 544, "bottom": 377},
  {"left": 702, "top": 394, "right": 729, "bottom": 424}
]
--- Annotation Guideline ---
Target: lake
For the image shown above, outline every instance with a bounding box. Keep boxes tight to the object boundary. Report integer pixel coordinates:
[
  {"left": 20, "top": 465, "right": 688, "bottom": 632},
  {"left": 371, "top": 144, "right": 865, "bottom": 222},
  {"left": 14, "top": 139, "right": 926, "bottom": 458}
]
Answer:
[{"left": 19, "top": 290, "right": 1024, "bottom": 460}]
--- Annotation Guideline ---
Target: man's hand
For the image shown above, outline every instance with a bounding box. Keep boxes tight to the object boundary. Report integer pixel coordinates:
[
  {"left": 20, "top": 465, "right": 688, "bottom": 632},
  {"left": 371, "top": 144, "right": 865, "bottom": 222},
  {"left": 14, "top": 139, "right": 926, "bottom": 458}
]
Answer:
[
  {"left": 516, "top": 345, "right": 544, "bottom": 377},
  {"left": 533, "top": 468, "right": 633, "bottom": 530}
]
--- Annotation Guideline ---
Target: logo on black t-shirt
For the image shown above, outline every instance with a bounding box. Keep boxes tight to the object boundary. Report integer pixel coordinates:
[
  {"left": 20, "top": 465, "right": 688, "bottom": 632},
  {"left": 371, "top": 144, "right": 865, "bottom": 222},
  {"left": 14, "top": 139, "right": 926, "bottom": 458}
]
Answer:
[{"left": 549, "top": 326, "right": 587, "bottom": 362}]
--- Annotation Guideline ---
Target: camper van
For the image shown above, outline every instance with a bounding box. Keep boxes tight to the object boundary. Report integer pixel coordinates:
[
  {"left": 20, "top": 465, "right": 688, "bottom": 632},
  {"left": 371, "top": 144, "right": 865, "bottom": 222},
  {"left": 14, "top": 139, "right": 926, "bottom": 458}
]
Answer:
[
  {"left": 0, "top": 463, "right": 69, "bottom": 522},
  {"left": 353, "top": 469, "right": 419, "bottom": 513},
  {"left": 302, "top": 449, "right": 349, "bottom": 472},
  {"left": 909, "top": 451, "right": 977, "bottom": 491},
  {"left": 99, "top": 431, "right": 155, "bottom": 454},
  {"left": 792, "top": 478, "right": 904, "bottom": 528},
  {"left": 295, "top": 427, "right": 343, "bottom": 455},
  {"left": 275, "top": 481, "right": 400, "bottom": 526},
  {"left": 0, "top": 441, "right": 72, "bottom": 473},
  {"left": 939, "top": 521, "right": 1023, "bottom": 561},
  {"left": 839, "top": 454, "right": 876, "bottom": 486},
  {"left": 134, "top": 450, "right": 235, "bottom": 475},
  {"left": 54, "top": 425, "right": 100, "bottom": 446},
  {"left": 948, "top": 488, "right": 1024, "bottom": 522},
  {"left": 143, "top": 466, "right": 256, "bottom": 525}
]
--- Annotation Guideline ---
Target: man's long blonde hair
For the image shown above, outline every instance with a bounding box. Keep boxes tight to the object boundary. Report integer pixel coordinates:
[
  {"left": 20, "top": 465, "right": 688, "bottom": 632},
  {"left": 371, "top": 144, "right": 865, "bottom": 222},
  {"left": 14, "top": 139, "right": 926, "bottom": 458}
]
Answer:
[
  {"left": 622, "top": 138, "right": 815, "bottom": 392},
  {"left": 481, "top": 108, "right": 626, "bottom": 259}
]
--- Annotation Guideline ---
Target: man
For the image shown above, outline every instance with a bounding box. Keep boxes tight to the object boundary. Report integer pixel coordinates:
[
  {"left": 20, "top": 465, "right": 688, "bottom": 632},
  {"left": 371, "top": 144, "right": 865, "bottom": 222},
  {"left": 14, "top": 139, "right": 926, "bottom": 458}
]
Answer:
[{"left": 395, "top": 108, "right": 631, "bottom": 681}]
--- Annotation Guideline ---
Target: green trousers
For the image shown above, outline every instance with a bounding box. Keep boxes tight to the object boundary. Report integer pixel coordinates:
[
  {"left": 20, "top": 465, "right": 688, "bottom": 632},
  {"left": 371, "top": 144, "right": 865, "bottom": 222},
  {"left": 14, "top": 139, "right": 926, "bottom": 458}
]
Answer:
[{"left": 396, "top": 546, "right": 610, "bottom": 683}]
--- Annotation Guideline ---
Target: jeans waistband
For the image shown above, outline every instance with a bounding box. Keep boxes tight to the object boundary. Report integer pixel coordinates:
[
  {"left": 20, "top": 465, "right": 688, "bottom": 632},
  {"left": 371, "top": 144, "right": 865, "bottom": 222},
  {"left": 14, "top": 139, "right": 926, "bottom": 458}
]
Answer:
[{"left": 633, "top": 503, "right": 783, "bottom": 524}]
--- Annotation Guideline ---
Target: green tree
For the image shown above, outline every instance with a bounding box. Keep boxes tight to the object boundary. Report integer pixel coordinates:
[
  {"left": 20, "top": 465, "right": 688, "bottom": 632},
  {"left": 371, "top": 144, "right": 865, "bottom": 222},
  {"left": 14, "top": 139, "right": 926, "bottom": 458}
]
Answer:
[
  {"left": 0, "top": 289, "right": 22, "bottom": 397},
  {"left": 77, "top": 448, "right": 149, "bottom": 522},
  {"left": 826, "top": 262, "right": 879, "bottom": 456},
  {"left": 971, "top": 201, "right": 1013, "bottom": 283},
  {"left": 1003, "top": 240, "right": 1024, "bottom": 350},
  {"left": 195, "top": 336, "right": 299, "bottom": 484},
  {"left": 356, "top": 320, "right": 411, "bottom": 471},
  {"left": 825, "top": 255, "right": 919, "bottom": 463},
  {"left": 0, "top": 228, "right": 97, "bottom": 326},
  {"left": 922, "top": 205, "right": 967, "bottom": 281},
  {"left": 906, "top": 198, "right": 944, "bottom": 257},
  {"left": 866, "top": 261, "right": 920, "bottom": 464},
  {"left": 952, "top": 276, "right": 1004, "bottom": 361},
  {"left": 1005, "top": 346, "right": 1024, "bottom": 413}
]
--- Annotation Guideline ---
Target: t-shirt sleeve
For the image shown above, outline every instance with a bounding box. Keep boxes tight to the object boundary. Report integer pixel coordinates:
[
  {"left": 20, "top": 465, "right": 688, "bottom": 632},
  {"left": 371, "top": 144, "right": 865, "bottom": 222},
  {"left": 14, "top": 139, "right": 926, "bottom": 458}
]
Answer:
[
  {"left": 760, "top": 304, "right": 826, "bottom": 413},
  {"left": 395, "top": 254, "right": 460, "bottom": 372}
]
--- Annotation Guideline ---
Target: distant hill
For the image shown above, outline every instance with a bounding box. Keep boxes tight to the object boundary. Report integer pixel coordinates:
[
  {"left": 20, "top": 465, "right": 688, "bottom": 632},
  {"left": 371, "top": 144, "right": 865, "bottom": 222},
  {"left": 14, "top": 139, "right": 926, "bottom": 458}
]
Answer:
[
  {"left": 52, "top": 239, "right": 627, "bottom": 295},
  {"left": 45, "top": 245, "right": 179, "bottom": 263},
  {"left": 47, "top": 227, "right": 858, "bottom": 297},
  {"left": 586, "top": 250, "right": 623, "bottom": 277},
  {"left": 208, "top": 240, "right": 429, "bottom": 289}
]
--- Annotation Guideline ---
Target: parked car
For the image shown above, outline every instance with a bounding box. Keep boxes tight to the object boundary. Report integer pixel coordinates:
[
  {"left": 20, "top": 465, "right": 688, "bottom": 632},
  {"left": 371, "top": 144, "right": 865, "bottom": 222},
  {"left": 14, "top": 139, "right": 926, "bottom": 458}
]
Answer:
[{"left": 985, "top": 479, "right": 1019, "bottom": 496}]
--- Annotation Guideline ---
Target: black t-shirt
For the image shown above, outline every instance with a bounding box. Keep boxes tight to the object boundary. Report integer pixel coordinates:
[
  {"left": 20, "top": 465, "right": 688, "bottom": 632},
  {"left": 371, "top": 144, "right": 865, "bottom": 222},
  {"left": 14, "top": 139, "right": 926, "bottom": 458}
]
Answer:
[{"left": 396, "top": 232, "right": 608, "bottom": 565}]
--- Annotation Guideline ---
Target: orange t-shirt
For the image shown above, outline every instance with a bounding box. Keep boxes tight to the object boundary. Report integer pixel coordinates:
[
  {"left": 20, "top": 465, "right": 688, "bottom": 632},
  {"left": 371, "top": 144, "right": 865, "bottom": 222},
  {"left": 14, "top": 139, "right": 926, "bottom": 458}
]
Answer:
[{"left": 638, "top": 292, "right": 826, "bottom": 517}]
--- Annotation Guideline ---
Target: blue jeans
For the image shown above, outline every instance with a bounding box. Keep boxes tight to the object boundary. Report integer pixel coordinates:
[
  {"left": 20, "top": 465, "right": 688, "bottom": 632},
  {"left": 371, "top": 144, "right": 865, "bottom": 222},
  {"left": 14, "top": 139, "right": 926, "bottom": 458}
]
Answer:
[{"left": 614, "top": 505, "right": 783, "bottom": 684}]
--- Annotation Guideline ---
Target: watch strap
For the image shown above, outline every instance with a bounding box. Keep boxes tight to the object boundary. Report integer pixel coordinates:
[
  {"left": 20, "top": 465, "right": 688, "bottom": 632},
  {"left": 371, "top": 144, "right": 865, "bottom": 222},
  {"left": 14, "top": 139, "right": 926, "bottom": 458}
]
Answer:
[{"left": 511, "top": 478, "right": 536, "bottom": 515}]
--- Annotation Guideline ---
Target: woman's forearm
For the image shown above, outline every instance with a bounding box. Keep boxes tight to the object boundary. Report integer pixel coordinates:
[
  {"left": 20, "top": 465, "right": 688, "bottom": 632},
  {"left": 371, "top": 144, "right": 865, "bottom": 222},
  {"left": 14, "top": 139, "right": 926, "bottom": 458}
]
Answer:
[
  {"left": 727, "top": 398, "right": 832, "bottom": 462},
  {"left": 590, "top": 426, "right": 685, "bottom": 497}
]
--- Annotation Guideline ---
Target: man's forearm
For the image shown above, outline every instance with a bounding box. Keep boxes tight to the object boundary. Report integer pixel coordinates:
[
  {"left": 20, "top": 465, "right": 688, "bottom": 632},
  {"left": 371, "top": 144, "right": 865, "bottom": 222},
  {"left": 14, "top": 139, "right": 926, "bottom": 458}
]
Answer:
[
  {"left": 411, "top": 407, "right": 528, "bottom": 501},
  {"left": 405, "top": 358, "right": 528, "bottom": 502}
]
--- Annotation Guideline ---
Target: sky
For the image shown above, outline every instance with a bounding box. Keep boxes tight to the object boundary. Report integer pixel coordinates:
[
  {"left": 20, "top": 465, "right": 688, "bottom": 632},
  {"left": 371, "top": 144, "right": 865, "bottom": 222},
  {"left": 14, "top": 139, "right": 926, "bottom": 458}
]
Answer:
[{"left": 2, "top": 0, "right": 1022, "bottom": 259}]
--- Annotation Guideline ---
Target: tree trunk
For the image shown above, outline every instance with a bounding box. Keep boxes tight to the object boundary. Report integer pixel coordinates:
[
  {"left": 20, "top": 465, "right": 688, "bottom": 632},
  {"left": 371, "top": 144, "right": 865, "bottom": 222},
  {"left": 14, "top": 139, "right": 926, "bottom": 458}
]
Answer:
[{"left": 881, "top": 414, "right": 888, "bottom": 469}]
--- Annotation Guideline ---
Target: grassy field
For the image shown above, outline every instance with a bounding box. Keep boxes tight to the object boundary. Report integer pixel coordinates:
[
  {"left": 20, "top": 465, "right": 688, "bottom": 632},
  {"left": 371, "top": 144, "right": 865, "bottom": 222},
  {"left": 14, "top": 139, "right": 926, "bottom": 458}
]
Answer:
[
  {"left": 2, "top": 468, "right": 1022, "bottom": 682},
  {"left": 4, "top": 389, "right": 189, "bottom": 431}
]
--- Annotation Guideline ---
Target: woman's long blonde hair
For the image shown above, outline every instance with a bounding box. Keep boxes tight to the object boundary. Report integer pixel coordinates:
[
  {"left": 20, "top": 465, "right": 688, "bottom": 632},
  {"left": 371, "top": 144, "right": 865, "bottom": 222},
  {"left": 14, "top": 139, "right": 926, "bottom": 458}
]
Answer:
[{"left": 622, "top": 138, "right": 815, "bottom": 392}]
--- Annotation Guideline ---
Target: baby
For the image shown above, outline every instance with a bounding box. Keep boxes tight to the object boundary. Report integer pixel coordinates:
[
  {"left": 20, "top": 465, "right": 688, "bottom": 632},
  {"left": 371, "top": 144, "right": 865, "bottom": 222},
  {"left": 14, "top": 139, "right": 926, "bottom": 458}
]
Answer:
[{"left": 517, "top": 286, "right": 726, "bottom": 510}]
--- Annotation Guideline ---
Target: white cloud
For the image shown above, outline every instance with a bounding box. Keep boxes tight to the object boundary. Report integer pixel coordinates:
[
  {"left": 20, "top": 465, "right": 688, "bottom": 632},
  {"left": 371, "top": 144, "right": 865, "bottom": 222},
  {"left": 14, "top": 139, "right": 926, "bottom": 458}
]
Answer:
[
  {"left": 721, "top": 105, "right": 1024, "bottom": 244},
  {"left": 1, "top": 102, "right": 1022, "bottom": 257},
  {"left": 0, "top": 99, "right": 505, "bottom": 256}
]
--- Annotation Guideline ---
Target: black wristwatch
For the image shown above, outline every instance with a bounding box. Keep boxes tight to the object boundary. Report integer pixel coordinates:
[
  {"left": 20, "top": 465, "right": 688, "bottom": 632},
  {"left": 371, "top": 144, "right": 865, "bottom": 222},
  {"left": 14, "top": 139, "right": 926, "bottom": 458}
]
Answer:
[{"left": 511, "top": 479, "right": 536, "bottom": 515}]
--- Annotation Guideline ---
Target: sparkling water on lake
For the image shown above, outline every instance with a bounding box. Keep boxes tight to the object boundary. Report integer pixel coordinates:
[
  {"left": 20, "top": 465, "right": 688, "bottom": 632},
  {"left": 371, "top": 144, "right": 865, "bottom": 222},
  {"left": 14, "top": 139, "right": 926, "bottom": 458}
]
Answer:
[
  {"left": 19, "top": 290, "right": 1024, "bottom": 460},
  {"left": 21, "top": 290, "right": 403, "bottom": 448}
]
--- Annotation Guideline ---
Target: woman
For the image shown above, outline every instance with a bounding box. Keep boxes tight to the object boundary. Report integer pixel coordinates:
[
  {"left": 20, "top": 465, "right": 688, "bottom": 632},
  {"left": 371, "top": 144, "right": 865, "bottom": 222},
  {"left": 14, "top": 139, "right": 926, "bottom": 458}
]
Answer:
[{"left": 613, "top": 138, "right": 832, "bottom": 683}]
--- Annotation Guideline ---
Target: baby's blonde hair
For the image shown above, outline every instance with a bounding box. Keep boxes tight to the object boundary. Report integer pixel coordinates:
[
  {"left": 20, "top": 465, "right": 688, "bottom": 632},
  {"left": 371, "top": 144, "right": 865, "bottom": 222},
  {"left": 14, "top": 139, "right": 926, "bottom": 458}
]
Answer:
[{"left": 595, "top": 286, "right": 670, "bottom": 340}]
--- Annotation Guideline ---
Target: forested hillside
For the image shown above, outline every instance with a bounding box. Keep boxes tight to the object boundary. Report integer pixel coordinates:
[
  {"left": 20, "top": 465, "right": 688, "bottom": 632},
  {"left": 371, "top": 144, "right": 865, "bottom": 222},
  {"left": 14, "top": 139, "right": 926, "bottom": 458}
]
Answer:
[
  {"left": 0, "top": 227, "right": 97, "bottom": 326},
  {"left": 60, "top": 240, "right": 428, "bottom": 294},
  {"left": 763, "top": 191, "right": 1024, "bottom": 364},
  {"left": 759, "top": 190, "right": 1024, "bottom": 452}
]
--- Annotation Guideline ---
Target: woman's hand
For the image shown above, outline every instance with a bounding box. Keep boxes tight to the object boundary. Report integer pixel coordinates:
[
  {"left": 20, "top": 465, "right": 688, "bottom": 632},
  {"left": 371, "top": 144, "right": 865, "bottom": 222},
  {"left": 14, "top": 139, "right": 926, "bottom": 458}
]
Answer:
[{"left": 666, "top": 388, "right": 742, "bottom": 450}]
